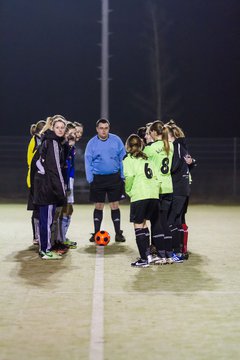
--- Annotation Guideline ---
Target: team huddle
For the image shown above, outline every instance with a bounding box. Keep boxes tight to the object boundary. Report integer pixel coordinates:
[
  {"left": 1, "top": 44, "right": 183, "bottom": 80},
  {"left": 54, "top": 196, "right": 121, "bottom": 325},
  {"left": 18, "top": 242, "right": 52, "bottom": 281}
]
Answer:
[{"left": 27, "top": 116, "right": 196, "bottom": 266}]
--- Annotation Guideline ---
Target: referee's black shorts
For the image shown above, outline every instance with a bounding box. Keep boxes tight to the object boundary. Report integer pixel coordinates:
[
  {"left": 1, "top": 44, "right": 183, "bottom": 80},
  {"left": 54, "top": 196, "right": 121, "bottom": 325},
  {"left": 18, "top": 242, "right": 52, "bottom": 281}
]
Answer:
[
  {"left": 130, "top": 199, "right": 160, "bottom": 224},
  {"left": 89, "top": 172, "right": 125, "bottom": 203}
]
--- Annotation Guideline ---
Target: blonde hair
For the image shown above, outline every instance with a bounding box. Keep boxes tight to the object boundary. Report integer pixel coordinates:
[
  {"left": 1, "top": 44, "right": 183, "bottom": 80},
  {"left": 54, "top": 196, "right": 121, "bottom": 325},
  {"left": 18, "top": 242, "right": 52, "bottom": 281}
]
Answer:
[
  {"left": 166, "top": 119, "right": 185, "bottom": 138},
  {"left": 40, "top": 115, "right": 66, "bottom": 134},
  {"left": 52, "top": 116, "right": 67, "bottom": 128}
]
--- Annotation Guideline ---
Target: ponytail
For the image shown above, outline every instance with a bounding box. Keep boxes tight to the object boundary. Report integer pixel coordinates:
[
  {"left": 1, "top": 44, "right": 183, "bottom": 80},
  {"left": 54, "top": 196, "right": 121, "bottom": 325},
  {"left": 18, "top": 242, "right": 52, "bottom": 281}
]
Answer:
[
  {"left": 30, "top": 124, "right": 36, "bottom": 136},
  {"left": 125, "top": 134, "right": 148, "bottom": 160},
  {"left": 150, "top": 121, "right": 170, "bottom": 156},
  {"left": 162, "top": 126, "right": 170, "bottom": 156},
  {"left": 165, "top": 119, "right": 185, "bottom": 138}
]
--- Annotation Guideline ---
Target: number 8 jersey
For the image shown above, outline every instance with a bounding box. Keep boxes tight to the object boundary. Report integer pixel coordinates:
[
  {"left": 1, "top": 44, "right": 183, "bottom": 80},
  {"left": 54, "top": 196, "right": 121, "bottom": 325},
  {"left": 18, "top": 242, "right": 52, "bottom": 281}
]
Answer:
[
  {"left": 143, "top": 140, "right": 174, "bottom": 194},
  {"left": 123, "top": 154, "right": 161, "bottom": 202}
]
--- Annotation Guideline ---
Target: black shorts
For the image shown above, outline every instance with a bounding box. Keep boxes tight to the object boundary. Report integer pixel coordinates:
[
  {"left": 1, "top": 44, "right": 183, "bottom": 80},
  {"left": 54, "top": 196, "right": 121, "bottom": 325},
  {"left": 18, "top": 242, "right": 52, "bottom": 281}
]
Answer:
[
  {"left": 168, "top": 195, "right": 187, "bottom": 225},
  {"left": 159, "top": 193, "right": 173, "bottom": 212},
  {"left": 130, "top": 199, "right": 160, "bottom": 224},
  {"left": 89, "top": 172, "right": 125, "bottom": 203}
]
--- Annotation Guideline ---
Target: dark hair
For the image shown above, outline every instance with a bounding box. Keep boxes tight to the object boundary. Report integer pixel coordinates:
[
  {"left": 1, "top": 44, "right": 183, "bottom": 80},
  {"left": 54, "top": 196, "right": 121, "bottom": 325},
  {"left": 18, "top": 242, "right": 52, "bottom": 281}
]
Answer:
[
  {"left": 125, "top": 134, "right": 148, "bottom": 160},
  {"left": 151, "top": 119, "right": 164, "bottom": 127},
  {"left": 96, "top": 118, "right": 110, "bottom": 127},
  {"left": 74, "top": 121, "right": 83, "bottom": 128},
  {"left": 35, "top": 120, "right": 46, "bottom": 134},
  {"left": 30, "top": 120, "right": 46, "bottom": 136},
  {"left": 137, "top": 126, "right": 146, "bottom": 143},
  {"left": 66, "top": 121, "right": 76, "bottom": 131}
]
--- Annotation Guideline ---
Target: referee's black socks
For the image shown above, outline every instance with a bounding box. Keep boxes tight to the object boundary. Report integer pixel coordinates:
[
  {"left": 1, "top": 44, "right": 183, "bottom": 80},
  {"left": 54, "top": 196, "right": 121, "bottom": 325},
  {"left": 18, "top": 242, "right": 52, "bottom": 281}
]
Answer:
[
  {"left": 93, "top": 209, "right": 103, "bottom": 233},
  {"left": 111, "top": 209, "right": 121, "bottom": 234}
]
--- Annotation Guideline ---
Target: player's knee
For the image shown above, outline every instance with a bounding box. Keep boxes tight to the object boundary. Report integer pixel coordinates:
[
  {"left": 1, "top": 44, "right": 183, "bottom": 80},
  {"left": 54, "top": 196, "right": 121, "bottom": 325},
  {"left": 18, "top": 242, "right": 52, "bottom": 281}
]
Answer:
[
  {"left": 66, "top": 204, "right": 73, "bottom": 216},
  {"left": 95, "top": 203, "right": 104, "bottom": 210},
  {"left": 109, "top": 202, "right": 119, "bottom": 210}
]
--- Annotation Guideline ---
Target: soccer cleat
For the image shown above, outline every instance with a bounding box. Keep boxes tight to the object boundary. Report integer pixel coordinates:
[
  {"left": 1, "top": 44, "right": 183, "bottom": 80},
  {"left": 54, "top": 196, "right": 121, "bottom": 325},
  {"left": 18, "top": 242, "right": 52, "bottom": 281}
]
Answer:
[
  {"left": 51, "top": 250, "right": 63, "bottom": 256},
  {"left": 39, "top": 251, "right": 62, "bottom": 260},
  {"left": 51, "top": 243, "right": 69, "bottom": 254},
  {"left": 89, "top": 233, "right": 96, "bottom": 242},
  {"left": 53, "top": 249, "right": 66, "bottom": 255},
  {"left": 174, "top": 252, "right": 189, "bottom": 261},
  {"left": 131, "top": 258, "right": 149, "bottom": 268},
  {"left": 166, "top": 254, "right": 183, "bottom": 264},
  {"left": 154, "top": 257, "right": 167, "bottom": 265},
  {"left": 147, "top": 255, "right": 163, "bottom": 264},
  {"left": 115, "top": 230, "right": 126, "bottom": 242},
  {"left": 147, "top": 254, "right": 154, "bottom": 264},
  {"left": 64, "top": 239, "right": 77, "bottom": 249}
]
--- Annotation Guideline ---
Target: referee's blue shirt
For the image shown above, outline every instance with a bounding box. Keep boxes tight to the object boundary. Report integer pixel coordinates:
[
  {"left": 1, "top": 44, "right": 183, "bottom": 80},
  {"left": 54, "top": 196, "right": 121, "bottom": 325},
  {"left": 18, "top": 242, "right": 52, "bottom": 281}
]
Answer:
[{"left": 85, "top": 133, "right": 126, "bottom": 183}]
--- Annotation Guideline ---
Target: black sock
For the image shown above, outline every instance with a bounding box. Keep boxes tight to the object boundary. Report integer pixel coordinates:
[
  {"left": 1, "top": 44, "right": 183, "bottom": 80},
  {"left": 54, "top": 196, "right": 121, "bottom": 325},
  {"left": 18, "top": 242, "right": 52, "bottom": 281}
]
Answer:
[
  {"left": 135, "top": 228, "right": 148, "bottom": 260},
  {"left": 152, "top": 235, "right": 166, "bottom": 258},
  {"left": 93, "top": 209, "right": 103, "bottom": 233},
  {"left": 143, "top": 228, "right": 150, "bottom": 255},
  {"left": 151, "top": 220, "right": 165, "bottom": 257},
  {"left": 178, "top": 226, "right": 184, "bottom": 253},
  {"left": 164, "top": 234, "right": 173, "bottom": 253},
  {"left": 170, "top": 224, "right": 180, "bottom": 252},
  {"left": 111, "top": 209, "right": 121, "bottom": 234},
  {"left": 143, "top": 227, "right": 150, "bottom": 244}
]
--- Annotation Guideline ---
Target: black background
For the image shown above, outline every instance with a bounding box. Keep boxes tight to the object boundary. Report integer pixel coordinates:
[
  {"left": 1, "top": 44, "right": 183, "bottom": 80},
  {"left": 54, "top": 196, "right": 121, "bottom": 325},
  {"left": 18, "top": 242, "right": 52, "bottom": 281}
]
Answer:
[{"left": 0, "top": 0, "right": 239, "bottom": 138}]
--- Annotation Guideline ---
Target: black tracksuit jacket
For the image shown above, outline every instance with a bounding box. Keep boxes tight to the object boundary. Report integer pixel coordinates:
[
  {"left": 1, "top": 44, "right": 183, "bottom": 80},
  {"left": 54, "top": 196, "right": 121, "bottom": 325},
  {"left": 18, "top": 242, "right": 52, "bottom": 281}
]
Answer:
[
  {"left": 171, "top": 138, "right": 191, "bottom": 197},
  {"left": 33, "top": 130, "right": 66, "bottom": 206}
]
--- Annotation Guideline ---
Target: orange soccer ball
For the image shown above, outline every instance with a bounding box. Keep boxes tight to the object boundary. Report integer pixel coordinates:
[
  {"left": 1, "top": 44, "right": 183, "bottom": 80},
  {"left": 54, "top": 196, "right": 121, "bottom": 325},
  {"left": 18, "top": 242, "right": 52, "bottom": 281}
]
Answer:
[{"left": 94, "top": 230, "right": 110, "bottom": 246}]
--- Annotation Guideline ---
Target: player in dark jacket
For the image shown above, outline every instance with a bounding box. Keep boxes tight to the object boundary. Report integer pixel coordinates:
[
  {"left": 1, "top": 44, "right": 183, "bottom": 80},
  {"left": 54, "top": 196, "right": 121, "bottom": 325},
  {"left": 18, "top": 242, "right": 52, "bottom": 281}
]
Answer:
[
  {"left": 33, "top": 116, "right": 67, "bottom": 260},
  {"left": 166, "top": 120, "right": 196, "bottom": 259},
  {"left": 58, "top": 122, "right": 79, "bottom": 249}
]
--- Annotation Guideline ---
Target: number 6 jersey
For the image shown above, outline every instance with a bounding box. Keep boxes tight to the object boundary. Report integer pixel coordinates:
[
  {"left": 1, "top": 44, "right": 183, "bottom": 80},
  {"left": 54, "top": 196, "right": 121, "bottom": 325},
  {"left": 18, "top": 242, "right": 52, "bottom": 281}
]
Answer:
[{"left": 123, "top": 153, "right": 161, "bottom": 202}]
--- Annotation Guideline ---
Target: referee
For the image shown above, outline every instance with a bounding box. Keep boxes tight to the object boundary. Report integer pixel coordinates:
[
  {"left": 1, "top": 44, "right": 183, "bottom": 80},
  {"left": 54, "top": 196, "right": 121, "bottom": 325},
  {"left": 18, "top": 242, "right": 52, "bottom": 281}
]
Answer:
[{"left": 85, "top": 118, "right": 126, "bottom": 242}]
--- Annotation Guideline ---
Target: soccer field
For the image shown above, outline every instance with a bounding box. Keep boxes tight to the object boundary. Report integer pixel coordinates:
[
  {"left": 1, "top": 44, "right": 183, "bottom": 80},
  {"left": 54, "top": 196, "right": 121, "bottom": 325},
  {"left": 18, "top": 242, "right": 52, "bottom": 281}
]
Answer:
[{"left": 0, "top": 204, "right": 240, "bottom": 360}]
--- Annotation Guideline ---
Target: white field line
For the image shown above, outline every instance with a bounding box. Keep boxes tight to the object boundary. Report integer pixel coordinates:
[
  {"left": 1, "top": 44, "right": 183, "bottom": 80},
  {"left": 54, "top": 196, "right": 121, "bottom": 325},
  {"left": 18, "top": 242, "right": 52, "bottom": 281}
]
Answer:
[{"left": 89, "top": 246, "right": 104, "bottom": 360}]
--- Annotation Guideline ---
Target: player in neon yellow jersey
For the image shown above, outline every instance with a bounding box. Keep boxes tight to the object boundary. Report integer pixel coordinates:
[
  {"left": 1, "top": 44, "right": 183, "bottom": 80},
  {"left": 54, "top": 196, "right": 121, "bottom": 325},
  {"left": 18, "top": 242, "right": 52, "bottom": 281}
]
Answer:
[{"left": 123, "top": 134, "right": 167, "bottom": 267}]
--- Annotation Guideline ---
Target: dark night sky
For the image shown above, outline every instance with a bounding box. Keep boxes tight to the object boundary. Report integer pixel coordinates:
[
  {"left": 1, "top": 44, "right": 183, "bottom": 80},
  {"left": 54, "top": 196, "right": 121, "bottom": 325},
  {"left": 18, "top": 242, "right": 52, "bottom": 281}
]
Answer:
[{"left": 0, "top": 0, "right": 239, "bottom": 138}]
